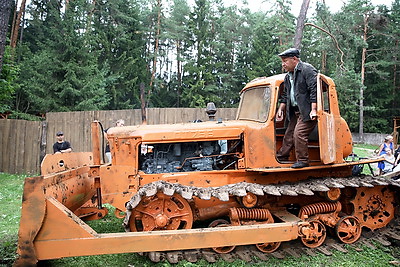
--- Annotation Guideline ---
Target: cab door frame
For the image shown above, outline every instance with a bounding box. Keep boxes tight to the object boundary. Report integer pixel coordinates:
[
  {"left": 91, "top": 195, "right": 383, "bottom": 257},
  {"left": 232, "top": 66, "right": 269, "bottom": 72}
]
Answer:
[{"left": 317, "top": 74, "right": 337, "bottom": 164}]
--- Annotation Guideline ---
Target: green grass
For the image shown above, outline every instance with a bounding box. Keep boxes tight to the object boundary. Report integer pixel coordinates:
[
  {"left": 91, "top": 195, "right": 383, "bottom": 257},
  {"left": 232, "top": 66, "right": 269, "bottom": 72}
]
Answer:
[
  {"left": 0, "top": 173, "right": 26, "bottom": 264},
  {"left": 1, "top": 145, "right": 399, "bottom": 266},
  {"left": 353, "top": 143, "right": 378, "bottom": 158}
]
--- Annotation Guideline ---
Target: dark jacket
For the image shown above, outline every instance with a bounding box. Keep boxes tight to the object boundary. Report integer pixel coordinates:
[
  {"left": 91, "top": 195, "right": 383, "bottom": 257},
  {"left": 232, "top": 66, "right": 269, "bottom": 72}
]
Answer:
[
  {"left": 53, "top": 141, "right": 71, "bottom": 153},
  {"left": 280, "top": 61, "right": 318, "bottom": 122}
]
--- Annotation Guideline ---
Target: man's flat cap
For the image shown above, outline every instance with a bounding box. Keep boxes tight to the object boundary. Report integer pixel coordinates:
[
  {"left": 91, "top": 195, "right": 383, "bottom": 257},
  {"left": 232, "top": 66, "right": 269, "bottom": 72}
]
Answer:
[
  {"left": 278, "top": 48, "right": 300, "bottom": 58},
  {"left": 56, "top": 131, "right": 64, "bottom": 136}
]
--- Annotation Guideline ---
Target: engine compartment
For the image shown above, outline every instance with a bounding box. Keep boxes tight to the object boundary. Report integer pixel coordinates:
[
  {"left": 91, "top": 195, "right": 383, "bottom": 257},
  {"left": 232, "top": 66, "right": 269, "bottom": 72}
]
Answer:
[{"left": 139, "top": 139, "right": 243, "bottom": 174}]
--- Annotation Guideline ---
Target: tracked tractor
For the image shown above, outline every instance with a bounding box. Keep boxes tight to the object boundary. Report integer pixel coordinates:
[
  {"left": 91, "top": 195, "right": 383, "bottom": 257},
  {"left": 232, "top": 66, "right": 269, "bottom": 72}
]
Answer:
[{"left": 16, "top": 74, "right": 400, "bottom": 265}]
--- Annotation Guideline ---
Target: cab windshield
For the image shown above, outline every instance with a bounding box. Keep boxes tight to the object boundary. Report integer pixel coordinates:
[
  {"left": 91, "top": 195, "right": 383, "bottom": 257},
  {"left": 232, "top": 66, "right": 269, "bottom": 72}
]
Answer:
[{"left": 236, "top": 86, "right": 271, "bottom": 122}]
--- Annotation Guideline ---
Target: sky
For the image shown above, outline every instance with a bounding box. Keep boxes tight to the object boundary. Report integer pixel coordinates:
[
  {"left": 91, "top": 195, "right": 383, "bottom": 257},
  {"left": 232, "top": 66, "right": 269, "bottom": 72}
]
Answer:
[{"left": 222, "top": 0, "right": 390, "bottom": 14}]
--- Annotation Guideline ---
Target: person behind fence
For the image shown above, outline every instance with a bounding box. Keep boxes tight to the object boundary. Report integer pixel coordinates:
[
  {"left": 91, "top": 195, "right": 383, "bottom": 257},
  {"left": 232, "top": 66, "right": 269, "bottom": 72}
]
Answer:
[
  {"left": 275, "top": 48, "right": 318, "bottom": 169},
  {"left": 53, "top": 131, "right": 72, "bottom": 154},
  {"left": 377, "top": 135, "right": 394, "bottom": 175},
  {"left": 104, "top": 119, "right": 125, "bottom": 163}
]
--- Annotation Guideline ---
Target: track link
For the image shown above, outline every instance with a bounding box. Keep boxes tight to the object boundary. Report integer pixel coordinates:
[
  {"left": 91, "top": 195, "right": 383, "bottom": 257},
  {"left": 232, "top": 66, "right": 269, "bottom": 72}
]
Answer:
[{"left": 141, "top": 225, "right": 400, "bottom": 264}]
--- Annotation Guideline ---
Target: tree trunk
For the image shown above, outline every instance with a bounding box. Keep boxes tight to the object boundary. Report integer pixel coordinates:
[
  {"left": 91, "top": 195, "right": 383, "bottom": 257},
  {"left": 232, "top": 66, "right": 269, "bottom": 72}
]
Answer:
[
  {"left": 148, "top": 0, "right": 162, "bottom": 102},
  {"left": 359, "top": 14, "right": 369, "bottom": 141},
  {"left": 393, "top": 40, "right": 398, "bottom": 113},
  {"left": 321, "top": 50, "right": 326, "bottom": 73},
  {"left": 10, "top": 0, "right": 26, "bottom": 49},
  {"left": 140, "top": 83, "right": 147, "bottom": 124},
  {"left": 176, "top": 40, "right": 182, "bottom": 107},
  {"left": 294, "top": 0, "right": 310, "bottom": 49},
  {"left": 0, "top": 0, "right": 12, "bottom": 74}
]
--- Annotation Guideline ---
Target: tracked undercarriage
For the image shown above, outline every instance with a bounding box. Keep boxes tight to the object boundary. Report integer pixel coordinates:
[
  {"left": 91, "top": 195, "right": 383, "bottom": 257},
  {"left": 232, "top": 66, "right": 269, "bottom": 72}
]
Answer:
[
  {"left": 141, "top": 222, "right": 400, "bottom": 264},
  {"left": 124, "top": 174, "right": 400, "bottom": 263}
]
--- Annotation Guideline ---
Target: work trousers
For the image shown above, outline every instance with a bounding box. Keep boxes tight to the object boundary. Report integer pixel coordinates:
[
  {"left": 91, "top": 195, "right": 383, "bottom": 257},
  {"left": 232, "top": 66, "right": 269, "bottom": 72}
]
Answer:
[{"left": 277, "top": 112, "right": 317, "bottom": 163}]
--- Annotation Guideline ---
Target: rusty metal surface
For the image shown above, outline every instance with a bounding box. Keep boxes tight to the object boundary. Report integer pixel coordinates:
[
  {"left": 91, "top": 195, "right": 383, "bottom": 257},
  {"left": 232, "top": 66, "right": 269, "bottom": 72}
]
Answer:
[
  {"left": 41, "top": 152, "right": 93, "bottom": 175},
  {"left": 139, "top": 218, "right": 400, "bottom": 264},
  {"left": 247, "top": 157, "right": 383, "bottom": 173},
  {"left": 124, "top": 176, "right": 399, "bottom": 212},
  {"left": 32, "top": 222, "right": 300, "bottom": 260},
  {"left": 42, "top": 166, "right": 96, "bottom": 211},
  {"left": 15, "top": 176, "right": 46, "bottom": 267},
  {"left": 129, "top": 192, "right": 193, "bottom": 231},
  {"left": 16, "top": 170, "right": 400, "bottom": 265},
  {"left": 91, "top": 121, "right": 101, "bottom": 165},
  {"left": 351, "top": 186, "right": 395, "bottom": 230}
]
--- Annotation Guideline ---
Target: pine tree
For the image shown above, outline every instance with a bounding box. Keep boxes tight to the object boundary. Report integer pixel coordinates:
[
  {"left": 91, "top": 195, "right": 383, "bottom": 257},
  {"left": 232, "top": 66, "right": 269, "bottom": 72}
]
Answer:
[
  {"left": 16, "top": 0, "right": 109, "bottom": 114},
  {"left": 92, "top": 0, "right": 148, "bottom": 110}
]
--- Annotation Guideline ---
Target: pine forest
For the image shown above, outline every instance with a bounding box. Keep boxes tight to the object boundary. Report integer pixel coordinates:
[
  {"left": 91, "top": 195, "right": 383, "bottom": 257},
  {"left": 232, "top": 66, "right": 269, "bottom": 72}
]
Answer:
[{"left": 0, "top": 0, "right": 399, "bottom": 134}]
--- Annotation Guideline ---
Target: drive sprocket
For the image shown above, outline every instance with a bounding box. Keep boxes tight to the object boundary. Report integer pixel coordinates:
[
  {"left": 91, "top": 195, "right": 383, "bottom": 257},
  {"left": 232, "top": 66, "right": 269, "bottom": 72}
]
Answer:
[{"left": 350, "top": 186, "right": 395, "bottom": 230}]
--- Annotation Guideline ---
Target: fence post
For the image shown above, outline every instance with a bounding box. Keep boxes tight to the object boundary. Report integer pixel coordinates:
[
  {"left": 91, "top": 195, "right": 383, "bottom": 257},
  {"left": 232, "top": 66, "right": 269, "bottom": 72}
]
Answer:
[{"left": 40, "top": 121, "right": 47, "bottom": 165}]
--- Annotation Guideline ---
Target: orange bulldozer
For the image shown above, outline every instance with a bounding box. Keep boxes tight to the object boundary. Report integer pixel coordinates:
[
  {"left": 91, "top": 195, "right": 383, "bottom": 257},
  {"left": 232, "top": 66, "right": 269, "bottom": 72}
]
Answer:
[{"left": 15, "top": 74, "right": 400, "bottom": 265}]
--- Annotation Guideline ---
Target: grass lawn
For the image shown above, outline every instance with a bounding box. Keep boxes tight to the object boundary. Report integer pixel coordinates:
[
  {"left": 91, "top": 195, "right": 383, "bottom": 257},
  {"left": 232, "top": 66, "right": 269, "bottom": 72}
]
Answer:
[{"left": 1, "top": 144, "right": 399, "bottom": 266}]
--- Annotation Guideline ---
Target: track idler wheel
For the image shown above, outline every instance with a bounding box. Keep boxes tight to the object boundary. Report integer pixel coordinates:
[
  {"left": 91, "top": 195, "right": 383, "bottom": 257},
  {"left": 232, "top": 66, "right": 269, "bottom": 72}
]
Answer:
[
  {"left": 301, "top": 220, "right": 326, "bottom": 248},
  {"left": 335, "top": 215, "right": 362, "bottom": 244},
  {"left": 129, "top": 192, "right": 193, "bottom": 231},
  {"left": 256, "top": 241, "right": 281, "bottom": 253},
  {"left": 323, "top": 188, "right": 341, "bottom": 202},
  {"left": 209, "top": 219, "right": 236, "bottom": 254}
]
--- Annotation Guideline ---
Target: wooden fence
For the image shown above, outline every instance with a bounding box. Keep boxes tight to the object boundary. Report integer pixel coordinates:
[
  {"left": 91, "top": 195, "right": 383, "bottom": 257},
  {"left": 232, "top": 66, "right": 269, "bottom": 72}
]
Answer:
[
  {"left": 1, "top": 108, "right": 237, "bottom": 174},
  {"left": 0, "top": 119, "right": 43, "bottom": 174}
]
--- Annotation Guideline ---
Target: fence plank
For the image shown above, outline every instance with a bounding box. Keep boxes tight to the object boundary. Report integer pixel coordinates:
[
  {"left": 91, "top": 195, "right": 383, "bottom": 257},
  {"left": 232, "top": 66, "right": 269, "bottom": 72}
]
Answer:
[
  {"left": 0, "top": 120, "right": 11, "bottom": 173},
  {"left": 15, "top": 120, "right": 26, "bottom": 173},
  {"left": 39, "top": 121, "right": 47, "bottom": 169},
  {"left": 0, "top": 119, "right": 41, "bottom": 174}
]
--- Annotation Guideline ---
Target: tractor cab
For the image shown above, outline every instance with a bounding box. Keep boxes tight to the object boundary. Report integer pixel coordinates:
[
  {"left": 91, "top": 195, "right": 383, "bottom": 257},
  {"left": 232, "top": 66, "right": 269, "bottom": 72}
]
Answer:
[{"left": 237, "top": 74, "right": 353, "bottom": 166}]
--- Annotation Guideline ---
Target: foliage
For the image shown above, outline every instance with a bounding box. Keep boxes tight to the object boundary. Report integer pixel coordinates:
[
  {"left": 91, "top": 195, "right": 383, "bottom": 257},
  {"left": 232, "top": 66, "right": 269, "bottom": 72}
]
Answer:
[
  {"left": 0, "top": 46, "right": 19, "bottom": 113},
  {"left": 14, "top": 0, "right": 110, "bottom": 115},
  {"left": 91, "top": 0, "right": 148, "bottom": 110},
  {"left": 1, "top": 0, "right": 399, "bottom": 133}
]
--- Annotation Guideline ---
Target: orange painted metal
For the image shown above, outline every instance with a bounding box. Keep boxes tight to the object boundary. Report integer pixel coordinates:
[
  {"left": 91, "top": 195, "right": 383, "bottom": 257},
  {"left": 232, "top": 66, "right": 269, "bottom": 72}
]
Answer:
[
  {"left": 41, "top": 152, "right": 93, "bottom": 175},
  {"left": 129, "top": 192, "right": 193, "bottom": 231},
  {"left": 74, "top": 202, "right": 109, "bottom": 221},
  {"left": 300, "top": 220, "right": 326, "bottom": 248},
  {"left": 209, "top": 219, "right": 236, "bottom": 254},
  {"left": 350, "top": 186, "right": 395, "bottom": 230},
  {"left": 323, "top": 188, "right": 341, "bottom": 202},
  {"left": 32, "top": 222, "right": 301, "bottom": 259},
  {"left": 91, "top": 121, "right": 102, "bottom": 165},
  {"left": 15, "top": 175, "right": 45, "bottom": 266},
  {"left": 17, "top": 188, "right": 303, "bottom": 264},
  {"left": 335, "top": 216, "right": 362, "bottom": 244}
]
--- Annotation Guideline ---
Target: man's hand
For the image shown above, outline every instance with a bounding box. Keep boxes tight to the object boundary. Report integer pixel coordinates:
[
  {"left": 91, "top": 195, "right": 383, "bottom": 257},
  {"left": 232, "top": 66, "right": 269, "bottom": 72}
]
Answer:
[
  {"left": 276, "top": 103, "right": 286, "bottom": 122},
  {"left": 310, "top": 103, "right": 317, "bottom": 120},
  {"left": 310, "top": 109, "right": 317, "bottom": 120},
  {"left": 276, "top": 109, "right": 284, "bottom": 121}
]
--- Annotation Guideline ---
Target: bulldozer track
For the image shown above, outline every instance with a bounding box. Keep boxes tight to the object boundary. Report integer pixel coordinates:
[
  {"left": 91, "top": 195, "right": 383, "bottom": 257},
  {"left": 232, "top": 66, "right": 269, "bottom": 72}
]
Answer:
[
  {"left": 124, "top": 175, "right": 400, "bottom": 263},
  {"left": 125, "top": 175, "right": 400, "bottom": 212},
  {"left": 140, "top": 221, "right": 400, "bottom": 264}
]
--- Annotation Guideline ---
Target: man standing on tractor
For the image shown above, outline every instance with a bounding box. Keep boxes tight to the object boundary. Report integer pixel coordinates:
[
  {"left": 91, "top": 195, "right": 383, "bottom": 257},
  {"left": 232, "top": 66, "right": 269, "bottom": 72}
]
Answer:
[{"left": 275, "top": 48, "right": 318, "bottom": 168}]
